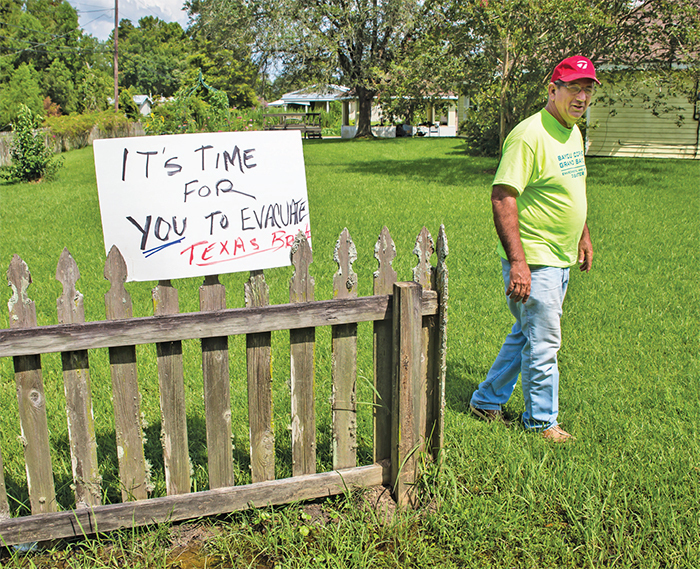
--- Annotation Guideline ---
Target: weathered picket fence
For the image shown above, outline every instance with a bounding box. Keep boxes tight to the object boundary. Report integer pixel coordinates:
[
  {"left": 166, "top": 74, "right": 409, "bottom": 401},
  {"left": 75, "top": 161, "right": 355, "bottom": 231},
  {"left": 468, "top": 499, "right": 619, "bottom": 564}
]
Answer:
[{"left": 0, "top": 226, "right": 447, "bottom": 546}]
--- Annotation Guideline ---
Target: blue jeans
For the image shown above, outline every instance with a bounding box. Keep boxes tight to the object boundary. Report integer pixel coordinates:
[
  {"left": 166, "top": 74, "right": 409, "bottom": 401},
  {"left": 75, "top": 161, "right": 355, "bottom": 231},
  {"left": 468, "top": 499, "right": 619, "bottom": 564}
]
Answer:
[{"left": 470, "top": 259, "right": 570, "bottom": 430}]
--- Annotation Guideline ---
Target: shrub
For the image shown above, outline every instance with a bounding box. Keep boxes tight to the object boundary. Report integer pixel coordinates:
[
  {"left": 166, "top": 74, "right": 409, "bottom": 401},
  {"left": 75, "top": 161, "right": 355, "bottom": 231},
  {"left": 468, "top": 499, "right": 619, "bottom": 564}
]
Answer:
[
  {"left": 144, "top": 96, "right": 265, "bottom": 135},
  {"left": 2, "top": 104, "right": 63, "bottom": 183},
  {"left": 0, "top": 64, "right": 44, "bottom": 130},
  {"left": 45, "top": 110, "right": 132, "bottom": 140},
  {"left": 458, "top": 84, "right": 501, "bottom": 156}
]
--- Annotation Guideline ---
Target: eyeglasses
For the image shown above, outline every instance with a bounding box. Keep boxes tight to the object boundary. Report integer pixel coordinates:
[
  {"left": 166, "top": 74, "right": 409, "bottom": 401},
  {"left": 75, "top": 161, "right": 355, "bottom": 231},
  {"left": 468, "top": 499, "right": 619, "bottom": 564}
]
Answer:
[{"left": 555, "top": 80, "right": 596, "bottom": 96}]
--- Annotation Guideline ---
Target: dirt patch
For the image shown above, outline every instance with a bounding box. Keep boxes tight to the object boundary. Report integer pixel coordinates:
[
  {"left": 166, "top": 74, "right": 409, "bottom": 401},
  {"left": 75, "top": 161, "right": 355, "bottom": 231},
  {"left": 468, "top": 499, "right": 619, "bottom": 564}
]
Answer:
[
  {"left": 302, "top": 502, "right": 332, "bottom": 526},
  {"left": 169, "top": 522, "right": 220, "bottom": 549},
  {"left": 359, "top": 485, "right": 397, "bottom": 525}
]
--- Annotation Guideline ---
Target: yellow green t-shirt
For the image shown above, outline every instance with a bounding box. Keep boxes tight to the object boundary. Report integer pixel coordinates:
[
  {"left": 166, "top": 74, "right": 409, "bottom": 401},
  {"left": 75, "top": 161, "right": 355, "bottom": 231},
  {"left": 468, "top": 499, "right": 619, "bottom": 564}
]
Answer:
[{"left": 494, "top": 109, "right": 587, "bottom": 267}]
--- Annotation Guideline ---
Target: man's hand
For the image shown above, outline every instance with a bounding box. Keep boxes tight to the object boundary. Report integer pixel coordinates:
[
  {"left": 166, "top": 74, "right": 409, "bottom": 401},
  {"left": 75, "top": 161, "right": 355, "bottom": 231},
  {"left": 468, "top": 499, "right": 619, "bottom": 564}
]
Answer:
[
  {"left": 506, "top": 260, "right": 531, "bottom": 303},
  {"left": 578, "top": 223, "right": 593, "bottom": 272},
  {"left": 492, "top": 185, "right": 531, "bottom": 303}
]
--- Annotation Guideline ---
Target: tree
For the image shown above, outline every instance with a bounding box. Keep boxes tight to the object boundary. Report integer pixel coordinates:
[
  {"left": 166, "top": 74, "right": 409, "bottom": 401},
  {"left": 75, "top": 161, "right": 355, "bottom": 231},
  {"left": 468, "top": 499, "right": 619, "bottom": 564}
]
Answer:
[
  {"left": 189, "top": 0, "right": 423, "bottom": 137},
  {"left": 114, "top": 17, "right": 193, "bottom": 98},
  {"left": 0, "top": 0, "right": 109, "bottom": 119},
  {"left": 432, "top": 0, "right": 700, "bottom": 154},
  {"left": 0, "top": 64, "right": 44, "bottom": 129},
  {"left": 184, "top": 1, "right": 260, "bottom": 107},
  {"left": 42, "top": 59, "right": 76, "bottom": 114},
  {"left": 75, "top": 66, "right": 111, "bottom": 113}
]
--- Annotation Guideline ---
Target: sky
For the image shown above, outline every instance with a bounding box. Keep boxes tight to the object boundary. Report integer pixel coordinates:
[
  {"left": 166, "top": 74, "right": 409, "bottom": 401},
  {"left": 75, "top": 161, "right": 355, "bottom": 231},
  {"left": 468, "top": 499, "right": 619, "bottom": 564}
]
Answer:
[{"left": 67, "top": 0, "right": 191, "bottom": 41}]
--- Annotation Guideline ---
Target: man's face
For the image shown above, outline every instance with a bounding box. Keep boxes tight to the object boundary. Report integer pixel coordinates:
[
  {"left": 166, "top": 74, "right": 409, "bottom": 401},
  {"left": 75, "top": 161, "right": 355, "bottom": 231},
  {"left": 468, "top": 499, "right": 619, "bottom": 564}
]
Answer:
[{"left": 548, "top": 79, "right": 596, "bottom": 128}]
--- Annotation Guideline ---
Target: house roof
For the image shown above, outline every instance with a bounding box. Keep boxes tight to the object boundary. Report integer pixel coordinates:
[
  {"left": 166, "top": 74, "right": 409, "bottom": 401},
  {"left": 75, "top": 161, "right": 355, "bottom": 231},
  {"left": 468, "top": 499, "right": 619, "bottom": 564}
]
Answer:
[
  {"left": 280, "top": 85, "right": 350, "bottom": 104},
  {"left": 133, "top": 95, "right": 153, "bottom": 106}
]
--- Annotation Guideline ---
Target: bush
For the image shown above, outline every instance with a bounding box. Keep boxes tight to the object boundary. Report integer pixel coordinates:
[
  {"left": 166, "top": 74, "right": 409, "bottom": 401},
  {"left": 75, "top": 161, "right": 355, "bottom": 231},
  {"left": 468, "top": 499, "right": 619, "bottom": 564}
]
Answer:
[
  {"left": 45, "top": 110, "right": 132, "bottom": 140},
  {"left": 458, "top": 85, "right": 501, "bottom": 156},
  {"left": 144, "top": 97, "right": 265, "bottom": 135},
  {"left": 2, "top": 104, "right": 63, "bottom": 183}
]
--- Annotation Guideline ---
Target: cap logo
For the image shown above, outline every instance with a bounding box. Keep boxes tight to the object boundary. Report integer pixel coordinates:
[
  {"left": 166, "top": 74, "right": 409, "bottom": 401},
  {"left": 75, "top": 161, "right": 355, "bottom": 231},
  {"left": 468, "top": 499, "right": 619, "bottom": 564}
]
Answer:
[{"left": 577, "top": 60, "right": 588, "bottom": 70}]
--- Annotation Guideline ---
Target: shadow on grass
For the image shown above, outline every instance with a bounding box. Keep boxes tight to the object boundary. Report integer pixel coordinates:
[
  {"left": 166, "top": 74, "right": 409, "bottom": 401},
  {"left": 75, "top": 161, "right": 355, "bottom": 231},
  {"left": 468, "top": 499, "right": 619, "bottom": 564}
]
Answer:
[
  {"left": 444, "top": 356, "right": 487, "bottom": 415},
  {"left": 306, "top": 138, "right": 498, "bottom": 187},
  {"left": 2, "top": 414, "right": 370, "bottom": 517}
]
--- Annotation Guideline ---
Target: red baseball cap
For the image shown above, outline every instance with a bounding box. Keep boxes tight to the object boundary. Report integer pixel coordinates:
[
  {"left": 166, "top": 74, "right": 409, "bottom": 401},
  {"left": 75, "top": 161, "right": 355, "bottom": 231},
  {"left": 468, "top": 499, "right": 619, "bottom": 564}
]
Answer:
[{"left": 551, "top": 56, "right": 600, "bottom": 84}]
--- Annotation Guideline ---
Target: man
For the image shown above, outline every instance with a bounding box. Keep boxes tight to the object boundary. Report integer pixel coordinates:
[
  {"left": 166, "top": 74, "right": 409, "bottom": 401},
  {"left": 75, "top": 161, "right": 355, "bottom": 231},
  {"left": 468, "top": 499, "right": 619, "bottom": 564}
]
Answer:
[{"left": 469, "top": 55, "right": 598, "bottom": 442}]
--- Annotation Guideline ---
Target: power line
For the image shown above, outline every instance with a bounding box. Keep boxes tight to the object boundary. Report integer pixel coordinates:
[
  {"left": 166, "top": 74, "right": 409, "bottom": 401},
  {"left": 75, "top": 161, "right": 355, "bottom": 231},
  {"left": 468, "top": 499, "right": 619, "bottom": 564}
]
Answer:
[{"left": 0, "top": 20, "right": 83, "bottom": 40}]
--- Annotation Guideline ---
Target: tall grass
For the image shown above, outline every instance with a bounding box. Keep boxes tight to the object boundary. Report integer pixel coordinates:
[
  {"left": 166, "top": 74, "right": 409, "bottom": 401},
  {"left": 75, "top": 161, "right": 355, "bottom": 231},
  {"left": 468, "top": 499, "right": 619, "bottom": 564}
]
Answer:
[{"left": 0, "top": 139, "right": 698, "bottom": 568}]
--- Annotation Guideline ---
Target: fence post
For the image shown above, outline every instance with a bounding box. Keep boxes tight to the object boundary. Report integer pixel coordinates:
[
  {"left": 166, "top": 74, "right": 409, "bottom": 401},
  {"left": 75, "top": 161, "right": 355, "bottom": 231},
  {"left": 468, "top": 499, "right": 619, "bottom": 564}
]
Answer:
[
  {"left": 245, "top": 270, "right": 275, "bottom": 483},
  {"left": 56, "top": 249, "right": 101, "bottom": 508},
  {"left": 391, "top": 281, "right": 422, "bottom": 507},
  {"left": 200, "top": 274, "right": 235, "bottom": 489},
  {"left": 153, "top": 279, "right": 190, "bottom": 495},
  {"left": 8, "top": 255, "right": 57, "bottom": 514},
  {"left": 104, "top": 246, "right": 149, "bottom": 501},
  {"left": 433, "top": 225, "right": 449, "bottom": 457}
]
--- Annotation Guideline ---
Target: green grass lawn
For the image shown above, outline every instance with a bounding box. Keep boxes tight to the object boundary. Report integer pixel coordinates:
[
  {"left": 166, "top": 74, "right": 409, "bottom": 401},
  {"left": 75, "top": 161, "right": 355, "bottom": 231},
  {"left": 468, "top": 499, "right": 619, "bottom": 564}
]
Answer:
[{"left": 0, "top": 138, "right": 698, "bottom": 568}]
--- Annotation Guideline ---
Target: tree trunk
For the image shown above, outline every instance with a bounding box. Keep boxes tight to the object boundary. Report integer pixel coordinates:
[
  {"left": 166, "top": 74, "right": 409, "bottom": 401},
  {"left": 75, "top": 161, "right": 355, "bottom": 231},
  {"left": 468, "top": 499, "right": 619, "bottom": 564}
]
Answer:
[{"left": 354, "top": 86, "right": 376, "bottom": 138}]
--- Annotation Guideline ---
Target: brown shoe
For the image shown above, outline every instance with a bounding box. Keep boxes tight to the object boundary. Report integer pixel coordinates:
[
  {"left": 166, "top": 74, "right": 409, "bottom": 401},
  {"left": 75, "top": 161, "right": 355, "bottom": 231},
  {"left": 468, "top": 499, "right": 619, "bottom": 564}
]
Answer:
[
  {"left": 469, "top": 405, "right": 510, "bottom": 426},
  {"left": 542, "top": 425, "right": 575, "bottom": 442}
]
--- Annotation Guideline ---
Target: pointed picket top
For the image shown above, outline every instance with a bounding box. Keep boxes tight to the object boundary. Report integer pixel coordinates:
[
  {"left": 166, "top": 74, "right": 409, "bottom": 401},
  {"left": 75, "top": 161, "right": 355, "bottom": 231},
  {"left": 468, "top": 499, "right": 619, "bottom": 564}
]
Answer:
[
  {"left": 333, "top": 228, "right": 357, "bottom": 300},
  {"left": 56, "top": 248, "right": 85, "bottom": 325},
  {"left": 437, "top": 224, "right": 449, "bottom": 256},
  {"left": 290, "top": 231, "right": 314, "bottom": 303},
  {"left": 7, "top": 254, "right": 36, "bottom": 329},
  {"left": 437, "top": 225, "right": 449, "bottom": 281},
  {"left": 436, "top": 225, "right": 449, "bottom": 302},
  {"left": 373, "top": 226, "right": 398, "bottom": 296},
  {"left": 412, "top": 226, "right": 435, "bottom": 290},
  {"left": 104, "top": 246, "right": 132, "bottom": 320}
]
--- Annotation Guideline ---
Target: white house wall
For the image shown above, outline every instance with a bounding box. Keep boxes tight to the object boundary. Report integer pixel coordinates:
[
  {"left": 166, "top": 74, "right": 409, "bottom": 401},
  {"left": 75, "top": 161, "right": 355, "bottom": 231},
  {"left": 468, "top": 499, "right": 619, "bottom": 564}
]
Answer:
[{"left": 587, "top": 91, "right": 699, "bottom": 160}]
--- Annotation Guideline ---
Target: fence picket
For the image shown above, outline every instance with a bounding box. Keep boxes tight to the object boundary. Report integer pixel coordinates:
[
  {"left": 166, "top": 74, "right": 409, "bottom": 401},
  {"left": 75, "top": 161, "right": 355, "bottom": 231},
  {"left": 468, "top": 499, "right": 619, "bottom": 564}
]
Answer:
[
  {"left": 153, "top": 280, "right": 190, "bottom": 496},
  {"left": 56, "top": 249, "right": 101, "bottom": 508},
  {"left": 199, "top": 274, "right": 235, "bottom": 489},
  {"left": 0, "top": 448, "right": 8, "bottom": 519},
  {"left": 332, "top": 228, "right": 358, "bottom": 470},
  {"left": 373, "top": 227, "right": 397, "bottom": 463},
  {"left": 413, "top": 227, "right": 437, "bottom": 451},
  {"left": 434, "top": 225, "right": 449, "bottom": 456},
  {"left": 7, "top": 255, "right": 57, "bottom": 514},
  {"left": 289, "top": 233, "right": 316, "bottom": 476},
  {"left": 244, "top": 270, "right": 275, "bottom": 483},
  {"left": 104, "top": 246, "right": 149, "bottom": 501}
]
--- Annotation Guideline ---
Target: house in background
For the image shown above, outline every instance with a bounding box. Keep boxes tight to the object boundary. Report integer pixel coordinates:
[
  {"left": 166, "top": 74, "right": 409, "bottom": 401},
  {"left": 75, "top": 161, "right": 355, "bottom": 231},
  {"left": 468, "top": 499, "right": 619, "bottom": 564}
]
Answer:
[
  {"left": 339, "top": 91, "right": 460, "bottom": 139},
  {"left": 107, "top": 95, "right": 154, "bottom": 117},
  {"left": 586, "top": 79, "right": 699, "bottom": 160},
  {"left": 268, "top": 84, "right": 464, "bottom": 138},
  {"left": 133, "top": 95, "right": 153, "bottom": 117},
  {"left": 267, "top": 85, "right": 350, "bottom": 113}
]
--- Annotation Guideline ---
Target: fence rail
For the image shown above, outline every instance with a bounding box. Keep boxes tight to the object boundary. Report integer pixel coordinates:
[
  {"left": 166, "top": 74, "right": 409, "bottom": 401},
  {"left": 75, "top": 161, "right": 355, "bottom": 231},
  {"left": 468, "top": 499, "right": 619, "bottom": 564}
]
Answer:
[{"left": 0, "top": 226, "right": 448, "bottom": 546}]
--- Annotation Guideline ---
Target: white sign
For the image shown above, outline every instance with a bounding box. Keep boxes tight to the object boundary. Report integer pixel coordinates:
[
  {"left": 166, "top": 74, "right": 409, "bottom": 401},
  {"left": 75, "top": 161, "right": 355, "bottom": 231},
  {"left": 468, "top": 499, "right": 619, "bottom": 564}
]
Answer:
[{"left": 94, "top": 131, "right": 311, "bottom": 282}]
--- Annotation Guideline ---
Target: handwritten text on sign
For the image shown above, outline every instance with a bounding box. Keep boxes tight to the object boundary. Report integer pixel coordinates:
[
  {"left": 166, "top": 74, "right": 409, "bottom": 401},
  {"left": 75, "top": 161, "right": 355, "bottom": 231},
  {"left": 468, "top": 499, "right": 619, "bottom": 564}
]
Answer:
[{"left": 94, "top": 131, "right": 311, "bottom": 282}]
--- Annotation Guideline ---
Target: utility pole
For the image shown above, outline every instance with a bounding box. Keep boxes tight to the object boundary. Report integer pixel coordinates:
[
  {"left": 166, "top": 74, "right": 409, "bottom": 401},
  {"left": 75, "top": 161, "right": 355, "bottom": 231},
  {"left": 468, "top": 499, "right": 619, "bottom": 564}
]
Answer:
[{"left": 114, "top": 0, "right": 118, "bottom": 111}]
